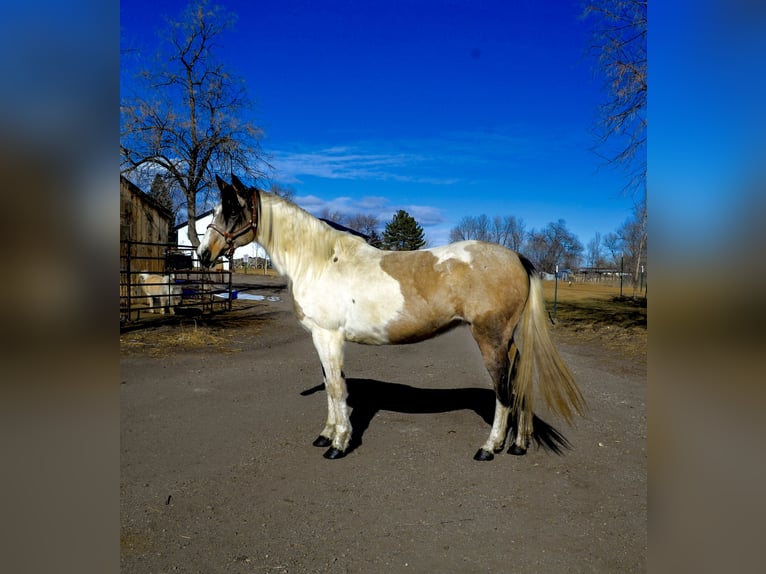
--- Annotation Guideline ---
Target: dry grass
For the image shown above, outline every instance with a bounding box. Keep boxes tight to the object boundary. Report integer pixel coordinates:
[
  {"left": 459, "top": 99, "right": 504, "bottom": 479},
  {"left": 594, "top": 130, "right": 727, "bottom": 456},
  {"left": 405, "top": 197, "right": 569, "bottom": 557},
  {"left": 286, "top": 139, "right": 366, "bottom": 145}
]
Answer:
[
  {"left": 542, "top": 280, "right": 647, "bottom": 360},
  {"left": 120, "top": 320, "right": 243, "bottom": 357}
]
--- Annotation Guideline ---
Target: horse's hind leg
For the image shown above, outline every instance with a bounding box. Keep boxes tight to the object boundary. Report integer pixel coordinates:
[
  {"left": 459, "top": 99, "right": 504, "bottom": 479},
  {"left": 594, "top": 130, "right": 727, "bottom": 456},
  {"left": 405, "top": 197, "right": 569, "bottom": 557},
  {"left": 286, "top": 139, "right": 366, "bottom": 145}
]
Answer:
[
  {"left": 474, "top": 399, "right": 511, "bottom": 461},
  {"left": 508, "top": 343, "right": 530, "bottom": 456},
  {"left": 472, "top": 332, "right": 515, "bottom": 462},
  {"left": 476, "top": 333, "right": 531, "bottom": 457},
  {"left": 508, "top": 407, "right": 530, "bottom": 456}
]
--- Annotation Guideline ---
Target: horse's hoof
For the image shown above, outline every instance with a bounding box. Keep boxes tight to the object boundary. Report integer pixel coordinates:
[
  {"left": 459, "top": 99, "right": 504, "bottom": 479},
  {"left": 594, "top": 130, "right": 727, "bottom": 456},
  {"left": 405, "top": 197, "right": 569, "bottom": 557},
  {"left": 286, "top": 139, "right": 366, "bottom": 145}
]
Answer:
[
  {"left": 313, "top": 435, "right": 332, "bottom": 448},
  {"left": 323, "top": 447, "right": 346, "bottom": 459},
  {"left": 473, "top": 448, "right": 494, "bottom": 461},
  {"left": 508, "top": 444, "right": 527, "bottom": 456}
]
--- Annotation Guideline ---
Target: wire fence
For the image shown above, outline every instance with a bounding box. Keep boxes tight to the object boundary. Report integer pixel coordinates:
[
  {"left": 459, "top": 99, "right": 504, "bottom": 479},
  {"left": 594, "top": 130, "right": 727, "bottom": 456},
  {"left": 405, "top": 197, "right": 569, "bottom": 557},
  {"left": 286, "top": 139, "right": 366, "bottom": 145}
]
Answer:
[{"left": 120, "top": 240, "right": 233, "bottom": 323}]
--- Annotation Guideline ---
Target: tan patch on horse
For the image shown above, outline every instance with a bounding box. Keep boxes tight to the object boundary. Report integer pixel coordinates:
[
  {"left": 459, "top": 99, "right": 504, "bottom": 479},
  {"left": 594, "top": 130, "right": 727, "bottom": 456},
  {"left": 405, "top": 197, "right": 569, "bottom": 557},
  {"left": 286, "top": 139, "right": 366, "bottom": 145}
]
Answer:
[{"left": 380, "top": 243, "right": 529, "bottom": 344}]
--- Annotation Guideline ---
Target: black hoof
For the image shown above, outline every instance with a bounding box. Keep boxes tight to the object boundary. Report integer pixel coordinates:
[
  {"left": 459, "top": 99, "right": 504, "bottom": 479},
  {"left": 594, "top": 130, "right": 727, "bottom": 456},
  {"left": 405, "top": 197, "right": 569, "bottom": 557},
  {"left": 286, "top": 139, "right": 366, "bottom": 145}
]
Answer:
[
  {"left": 312, "top": 435, "right": 332, "bottom": 448},
  {"left": 323, "top": 447, "right": 346, "bottom": 460},
  {"left": 473, "top": 448, "right": 495, "bottom": 462},
  {"left": 508, "top": 444, "right": 527, "bottom": 456}
]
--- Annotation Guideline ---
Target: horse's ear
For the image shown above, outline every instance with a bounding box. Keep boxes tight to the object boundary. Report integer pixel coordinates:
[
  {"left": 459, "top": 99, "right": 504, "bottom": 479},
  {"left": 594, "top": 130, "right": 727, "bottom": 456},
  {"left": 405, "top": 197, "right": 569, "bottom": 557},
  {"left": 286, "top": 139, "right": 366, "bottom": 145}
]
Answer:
[
  {"left": 221, "top": 182, "right": 239, "bottom": 217},
  {"left": 231, "top": 174, "right": 248, "bottom": 195},
  {"left": 215, "top": 175, "right": 228, "bottom": 192}
]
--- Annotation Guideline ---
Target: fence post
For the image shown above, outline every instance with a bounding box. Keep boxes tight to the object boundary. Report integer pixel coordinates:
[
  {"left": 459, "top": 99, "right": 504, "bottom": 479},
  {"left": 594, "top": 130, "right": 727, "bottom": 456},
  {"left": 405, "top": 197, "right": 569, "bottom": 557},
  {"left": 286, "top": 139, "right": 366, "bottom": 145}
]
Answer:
[
  {"left": 228, "top": 261, "right": 233, "bottom": 311},
  {"left": 620, "top": 255, "right": 624, "bottom": 297},
  {"left": 553, "top": 264, "right": 559, "bottom": 322},
  {"left": 126, "top": 240, "right": 132, "bottom": 320}
]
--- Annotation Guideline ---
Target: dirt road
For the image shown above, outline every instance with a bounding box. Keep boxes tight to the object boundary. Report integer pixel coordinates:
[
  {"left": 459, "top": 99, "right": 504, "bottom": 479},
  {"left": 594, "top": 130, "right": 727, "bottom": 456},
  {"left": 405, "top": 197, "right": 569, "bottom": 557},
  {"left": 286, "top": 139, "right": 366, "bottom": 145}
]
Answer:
[{"left": 120, "top": 276, "right": 645, "bottom": 573}]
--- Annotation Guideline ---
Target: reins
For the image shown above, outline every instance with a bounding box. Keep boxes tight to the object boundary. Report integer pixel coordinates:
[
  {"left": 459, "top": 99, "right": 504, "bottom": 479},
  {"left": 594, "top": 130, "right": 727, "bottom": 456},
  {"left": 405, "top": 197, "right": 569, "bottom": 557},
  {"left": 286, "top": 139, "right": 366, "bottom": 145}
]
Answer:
[{"left": 206, "top": 188, "right": 261, "bottom": 258}]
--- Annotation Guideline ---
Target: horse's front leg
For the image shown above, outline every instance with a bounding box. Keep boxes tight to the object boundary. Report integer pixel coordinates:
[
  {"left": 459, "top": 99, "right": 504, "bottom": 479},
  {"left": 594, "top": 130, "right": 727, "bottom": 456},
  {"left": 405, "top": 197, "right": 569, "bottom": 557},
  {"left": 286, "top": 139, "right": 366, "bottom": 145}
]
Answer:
[
  {"left": 311, "top": 328, "right": 350, "bottom": 459},
  {"left": 312, "top": 377, "right": 336, "bottom": 448}
]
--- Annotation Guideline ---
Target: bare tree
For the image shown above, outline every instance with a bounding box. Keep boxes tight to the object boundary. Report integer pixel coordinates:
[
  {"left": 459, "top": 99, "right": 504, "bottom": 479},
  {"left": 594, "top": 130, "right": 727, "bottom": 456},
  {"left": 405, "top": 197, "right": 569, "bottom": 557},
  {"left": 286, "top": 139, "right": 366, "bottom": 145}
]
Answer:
[
  {"left": 318, "top": 208, "right": 347, "bottom": 225},
  {"left": 583, "top": 0, "right": 647, "bottom": 193},
  {"left": 584, "top": 0, "right": 647, "bottom": 295},
  {"left": 598, "top": 204, "right": 646, "bottom": 294},
  {"left": 618, "top": 200, "right": 647, "bottom": 296},
  {"left": 449, "top": 214, "right": 526, "bottom": 251},
  {"left": 120, "top": 0, "right": 265, "bottom": 246},
  {"left": 602, "top": 231, "right": 622, "bottom": 267},
  {"left": 502, "top": 215, "right": 527, "bottom": 252},
  {"left": 526, "top": 220, "right": 584, "bottom": 273},
  {"left": 449, "top": 215, "right": 483, "bottom": 243},
  {"left": 346, "top": 214, "right": 380, "bottom": 237},
  {"left": 630, "top": 200, "right": 647, "bottom": 296},
  {"left": 586, "top": 232, "right": 603, "bottom": 268}
]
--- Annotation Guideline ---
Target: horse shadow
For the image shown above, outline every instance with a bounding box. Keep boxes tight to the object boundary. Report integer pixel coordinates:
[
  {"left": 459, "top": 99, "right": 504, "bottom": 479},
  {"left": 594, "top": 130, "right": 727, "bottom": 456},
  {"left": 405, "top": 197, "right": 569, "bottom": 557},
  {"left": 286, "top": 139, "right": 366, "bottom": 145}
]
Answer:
[{"left": 301, "top": 378, "right": 571, "bottom": 456}]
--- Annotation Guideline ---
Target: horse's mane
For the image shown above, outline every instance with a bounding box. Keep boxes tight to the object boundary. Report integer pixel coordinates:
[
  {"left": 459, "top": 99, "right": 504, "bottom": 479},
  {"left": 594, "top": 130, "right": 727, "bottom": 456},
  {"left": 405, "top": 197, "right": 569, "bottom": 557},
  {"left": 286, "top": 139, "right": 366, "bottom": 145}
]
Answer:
[
  {"left": 257, "top": 192, "right": 369, "bottom": 280},
  {"left": 319, "top": 218, "right": 371, "bottom": 242}
]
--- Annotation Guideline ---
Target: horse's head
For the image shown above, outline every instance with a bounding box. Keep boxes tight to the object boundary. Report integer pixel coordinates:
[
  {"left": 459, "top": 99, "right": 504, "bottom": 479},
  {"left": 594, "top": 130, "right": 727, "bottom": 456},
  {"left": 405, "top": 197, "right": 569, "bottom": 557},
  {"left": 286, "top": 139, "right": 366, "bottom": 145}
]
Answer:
[{"left": 197, "top": 175, "right": 260, "bottom": 268}]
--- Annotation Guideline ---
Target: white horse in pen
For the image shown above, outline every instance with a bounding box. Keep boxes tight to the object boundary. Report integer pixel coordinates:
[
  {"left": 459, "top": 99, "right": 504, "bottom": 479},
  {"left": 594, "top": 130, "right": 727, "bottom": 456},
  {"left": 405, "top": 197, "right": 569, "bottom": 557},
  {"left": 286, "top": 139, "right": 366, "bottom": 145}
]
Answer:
[
  {"left": 198, "top": 175, "right": 585, "bottom": 460},
  {"left": 137, "top": 272, "right": 182, "bottom": 314}
]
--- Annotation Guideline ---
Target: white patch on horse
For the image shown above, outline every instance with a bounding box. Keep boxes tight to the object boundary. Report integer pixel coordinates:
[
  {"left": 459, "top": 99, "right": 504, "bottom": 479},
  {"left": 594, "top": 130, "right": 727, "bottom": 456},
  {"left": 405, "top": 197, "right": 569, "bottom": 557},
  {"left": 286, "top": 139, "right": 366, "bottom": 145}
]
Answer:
[
  {"left": 292, "top": 242, "right": 405, "bottom": 345},
  {"left": 431, "top": 241, "right": 476, "bottom": 265}
]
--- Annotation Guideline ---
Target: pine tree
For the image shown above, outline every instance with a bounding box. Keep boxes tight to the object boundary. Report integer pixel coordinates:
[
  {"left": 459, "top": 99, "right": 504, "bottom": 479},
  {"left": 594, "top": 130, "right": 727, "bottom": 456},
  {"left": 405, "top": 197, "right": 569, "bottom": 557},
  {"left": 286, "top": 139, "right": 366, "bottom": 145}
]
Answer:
[
  {"left": 382, "top": 210, "right": 426, "bottom": 251},
  {"left": 149, "top": 173, "right": 173, "bottom": 213}
]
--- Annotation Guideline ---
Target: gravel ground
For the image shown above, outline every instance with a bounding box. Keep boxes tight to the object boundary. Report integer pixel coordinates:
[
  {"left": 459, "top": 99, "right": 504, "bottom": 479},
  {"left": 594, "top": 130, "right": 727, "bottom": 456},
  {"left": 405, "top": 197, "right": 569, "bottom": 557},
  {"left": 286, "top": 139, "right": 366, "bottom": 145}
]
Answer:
[{"left": 120, "top": 275, "right": 646, "bottom": 573}]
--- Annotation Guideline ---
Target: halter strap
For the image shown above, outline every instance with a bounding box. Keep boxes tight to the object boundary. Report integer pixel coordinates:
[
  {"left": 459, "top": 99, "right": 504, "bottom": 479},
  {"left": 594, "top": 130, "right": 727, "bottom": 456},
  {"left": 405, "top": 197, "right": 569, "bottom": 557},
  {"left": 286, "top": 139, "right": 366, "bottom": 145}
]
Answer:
[{"left": 206, "top": 188, "right": 260, "bottom": 258}]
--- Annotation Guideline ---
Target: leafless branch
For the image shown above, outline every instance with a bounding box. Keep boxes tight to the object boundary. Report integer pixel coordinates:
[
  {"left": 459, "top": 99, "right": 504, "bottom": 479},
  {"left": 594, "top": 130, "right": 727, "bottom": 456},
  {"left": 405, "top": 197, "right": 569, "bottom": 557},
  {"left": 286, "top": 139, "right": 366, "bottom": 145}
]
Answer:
[
  {"left": 583, "top": 0, "right": 647, "bottom": 198},
  {"left": 120, "top": 0, "right": 265, "bottom": 246}
]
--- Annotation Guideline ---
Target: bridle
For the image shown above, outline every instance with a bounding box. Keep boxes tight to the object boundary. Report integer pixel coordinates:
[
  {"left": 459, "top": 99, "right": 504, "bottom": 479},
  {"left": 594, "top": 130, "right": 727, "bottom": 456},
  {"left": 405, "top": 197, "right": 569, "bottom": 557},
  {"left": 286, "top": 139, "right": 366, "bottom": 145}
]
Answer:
[{"left": 206, "top": 188, "right": 261, "bottom": 258}]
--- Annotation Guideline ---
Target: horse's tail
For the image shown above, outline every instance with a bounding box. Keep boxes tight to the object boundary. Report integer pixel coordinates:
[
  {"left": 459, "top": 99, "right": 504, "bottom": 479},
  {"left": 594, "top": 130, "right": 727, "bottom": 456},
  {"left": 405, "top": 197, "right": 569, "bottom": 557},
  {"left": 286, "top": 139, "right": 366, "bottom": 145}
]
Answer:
[{"left": 513, "top": 256, "right": 586, "bottom": 438}]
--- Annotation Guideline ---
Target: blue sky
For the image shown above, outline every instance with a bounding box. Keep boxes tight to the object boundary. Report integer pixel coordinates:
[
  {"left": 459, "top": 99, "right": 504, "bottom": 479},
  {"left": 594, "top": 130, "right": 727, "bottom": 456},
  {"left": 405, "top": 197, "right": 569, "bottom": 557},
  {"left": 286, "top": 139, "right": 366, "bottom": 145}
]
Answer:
[
  {"left": 121, "top": 0, "right": 639, "bottom": 247},
  {"left": 650, "top": 1, "right": 766, "bottom": 256}
]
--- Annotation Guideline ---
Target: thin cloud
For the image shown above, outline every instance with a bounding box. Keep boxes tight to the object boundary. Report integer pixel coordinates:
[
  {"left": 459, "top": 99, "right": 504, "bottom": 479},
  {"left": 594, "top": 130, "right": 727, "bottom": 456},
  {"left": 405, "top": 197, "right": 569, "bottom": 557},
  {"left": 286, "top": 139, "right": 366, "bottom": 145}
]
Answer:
[
  {"left": 294, "top": 194, "right": 445, "bottom": 228},
  {"left": 270, "top": 125, "right": 562, "bottom": 189},
  {"left": 271, "top": 144, "right": 459, "bottom": 186}
]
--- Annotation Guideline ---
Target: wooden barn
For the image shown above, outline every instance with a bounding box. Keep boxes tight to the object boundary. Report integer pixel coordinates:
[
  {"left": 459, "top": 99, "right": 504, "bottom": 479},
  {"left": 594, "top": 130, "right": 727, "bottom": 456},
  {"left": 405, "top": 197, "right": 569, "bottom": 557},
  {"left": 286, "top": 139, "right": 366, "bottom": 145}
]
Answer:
[
  {"left": 120, "top": 176, "right": 175, "bottom": 312},
  {"left": 120, "top": 175, "right": 173, "bottom": 264}
]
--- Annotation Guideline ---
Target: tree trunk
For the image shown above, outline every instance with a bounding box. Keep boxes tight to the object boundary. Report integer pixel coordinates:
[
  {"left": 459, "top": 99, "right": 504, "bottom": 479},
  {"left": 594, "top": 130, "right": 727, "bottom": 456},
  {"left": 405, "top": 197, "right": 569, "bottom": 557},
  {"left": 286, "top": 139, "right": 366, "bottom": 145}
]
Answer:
[
  {"left": 631, "top": 207, "right": 647, "bottom": 299},
  {"left": 186, "top": 195, "right": 200, "bottom": 248}
]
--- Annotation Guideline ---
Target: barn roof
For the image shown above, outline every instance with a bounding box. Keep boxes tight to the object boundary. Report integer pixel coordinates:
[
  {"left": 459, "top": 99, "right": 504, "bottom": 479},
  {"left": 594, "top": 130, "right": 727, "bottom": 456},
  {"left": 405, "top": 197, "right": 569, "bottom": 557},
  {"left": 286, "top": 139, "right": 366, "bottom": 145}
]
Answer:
[
  {"left": 120, "top": 175, "right": 173, "bottom": 220},
  {"left": 172, "top": 209, "right": 215, "bottom": 231}
]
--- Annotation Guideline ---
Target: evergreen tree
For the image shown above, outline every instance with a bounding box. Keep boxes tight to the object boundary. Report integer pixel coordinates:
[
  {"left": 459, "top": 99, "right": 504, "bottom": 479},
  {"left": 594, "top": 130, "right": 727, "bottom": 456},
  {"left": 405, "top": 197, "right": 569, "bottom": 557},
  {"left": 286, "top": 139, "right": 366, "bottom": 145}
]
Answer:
[
  {"left": 382, "top": 210, "right": 426, "bottom": 251},
  {"left": 149, "top": 173, "right": 174, "bottom": 213},
  {"left": 367, "top": 229, "right": 383, "bottom": 249}
]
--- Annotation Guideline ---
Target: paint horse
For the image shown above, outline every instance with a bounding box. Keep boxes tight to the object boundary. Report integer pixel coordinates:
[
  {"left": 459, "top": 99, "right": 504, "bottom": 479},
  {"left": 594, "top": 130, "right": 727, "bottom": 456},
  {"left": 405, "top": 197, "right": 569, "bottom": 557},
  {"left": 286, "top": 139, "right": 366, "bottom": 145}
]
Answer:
[{"left": 198, "top": 176, "right": 585, "bottom": 460}]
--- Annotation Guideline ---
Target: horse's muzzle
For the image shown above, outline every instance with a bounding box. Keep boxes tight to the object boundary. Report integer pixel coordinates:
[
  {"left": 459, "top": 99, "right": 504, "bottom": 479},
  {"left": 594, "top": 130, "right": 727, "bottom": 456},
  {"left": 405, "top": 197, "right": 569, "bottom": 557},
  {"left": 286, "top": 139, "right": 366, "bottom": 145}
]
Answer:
[{"left": 198, "top": 246, "right": 213, "bottom": 268}]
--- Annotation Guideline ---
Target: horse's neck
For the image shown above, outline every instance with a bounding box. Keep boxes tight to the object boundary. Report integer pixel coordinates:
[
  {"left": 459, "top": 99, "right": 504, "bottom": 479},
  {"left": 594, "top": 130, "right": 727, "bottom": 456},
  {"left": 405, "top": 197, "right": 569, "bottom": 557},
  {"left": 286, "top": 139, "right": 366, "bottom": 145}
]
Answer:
[{"left": 256, "top": 194, "right": 337, "bottom": 281}]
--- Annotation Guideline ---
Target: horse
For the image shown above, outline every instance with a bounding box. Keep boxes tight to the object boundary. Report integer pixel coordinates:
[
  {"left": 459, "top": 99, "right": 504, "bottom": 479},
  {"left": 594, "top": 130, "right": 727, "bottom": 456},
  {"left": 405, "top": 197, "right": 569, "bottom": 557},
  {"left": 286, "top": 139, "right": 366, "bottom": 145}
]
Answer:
[
  {"left": 198, "top": 175, "right": 585, "bottom": 460},
  {"left": 137, "top": 272, "right": 182, "bottom": 314}
]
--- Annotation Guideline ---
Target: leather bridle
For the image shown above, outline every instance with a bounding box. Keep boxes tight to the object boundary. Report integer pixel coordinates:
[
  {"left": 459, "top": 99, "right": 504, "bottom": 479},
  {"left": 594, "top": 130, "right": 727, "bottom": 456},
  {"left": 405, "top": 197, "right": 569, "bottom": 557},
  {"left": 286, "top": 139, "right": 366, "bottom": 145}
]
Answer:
[{"left": 206, "top": 188, "right": 260, "bottom": 258}]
